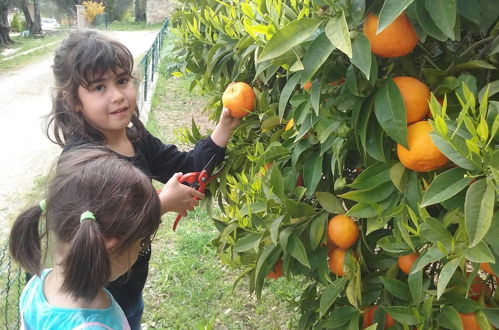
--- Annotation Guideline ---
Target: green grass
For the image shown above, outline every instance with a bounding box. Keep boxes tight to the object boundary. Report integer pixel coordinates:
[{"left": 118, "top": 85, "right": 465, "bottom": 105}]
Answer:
[
  {"left": 142, "top": 70, "right": 304, "bottom": 328},
  {"left": 0, "top": 33, "right": 67, "bottom": 71}
]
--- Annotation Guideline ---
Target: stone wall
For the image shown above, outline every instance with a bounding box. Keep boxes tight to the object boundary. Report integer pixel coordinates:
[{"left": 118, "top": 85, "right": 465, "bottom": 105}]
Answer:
[{"left": 146, "top": 0, "right": 174, "bottom": 24}]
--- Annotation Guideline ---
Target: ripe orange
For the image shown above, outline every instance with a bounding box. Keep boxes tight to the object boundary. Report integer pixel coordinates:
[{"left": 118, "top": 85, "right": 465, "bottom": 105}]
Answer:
[
  {"left": 397, "top": 121, "right": 449, "bottom": 172},
  {"left": 328, "top": 248, "right": 346, "bottom": 276},
  {"left": 303, "top": 81, "right": 312, "bottom": 90},
  {"left": 285, "top": 118, "right": 294, "bottom": 131},
  {"left": 363, "top": 306, "right": 396, "bottom": 328},
  {"left": 458, "top": 313, "right": 481, "bottom": 330},
  {"left": 393, "top": 76, "right": 430, "bottom": 124},
  {"left": 363, "top": 12, "right": 418, "bottom": 58},
  {"left": 222, "top": 82, "right": 256, "bottom": 118},
  {"left": 481, "top": 262, "right": 496, "bottom": 276},
  {"left": 267, "top": 259, "right": 283, "bottom": 279},
  {"left": 398, "top": 253, "right": 418, "bottom": 274},
  {"left": 327, "top": 214, "right": 359, "bottom": 249}
]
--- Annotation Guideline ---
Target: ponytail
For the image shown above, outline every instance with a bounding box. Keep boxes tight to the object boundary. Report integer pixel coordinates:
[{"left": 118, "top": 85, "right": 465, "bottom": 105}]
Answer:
[
  {"left": 9, "top": 205, "right": 44, "bottom": 275},
  {"left": 62, "top": 217, "right": 110, "bottom": 301}
]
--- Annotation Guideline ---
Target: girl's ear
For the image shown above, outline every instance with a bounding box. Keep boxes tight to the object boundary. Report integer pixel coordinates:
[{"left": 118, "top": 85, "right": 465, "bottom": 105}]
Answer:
[{"left": 104, "top": 237, "right": 120, "bottom": 252}]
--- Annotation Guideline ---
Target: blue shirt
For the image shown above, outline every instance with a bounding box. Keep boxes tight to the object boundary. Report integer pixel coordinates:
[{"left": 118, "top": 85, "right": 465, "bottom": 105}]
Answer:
[{"left": 20, "top": 269, "right": 130, "bottom": 330}]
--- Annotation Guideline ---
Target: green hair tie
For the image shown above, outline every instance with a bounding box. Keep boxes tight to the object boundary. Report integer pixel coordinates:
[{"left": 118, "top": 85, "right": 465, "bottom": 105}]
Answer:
[
  {"left": 39, "top": 199, "right": 47, "bottom": 213},
  {"left": 80, "top": 211, "right": 96, "bottom": 223}
]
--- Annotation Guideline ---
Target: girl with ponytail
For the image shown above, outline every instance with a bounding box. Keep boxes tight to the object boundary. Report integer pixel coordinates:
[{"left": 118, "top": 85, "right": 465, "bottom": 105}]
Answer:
[{"left": 9, "top": 148, "right": 161, "bottom": 329}]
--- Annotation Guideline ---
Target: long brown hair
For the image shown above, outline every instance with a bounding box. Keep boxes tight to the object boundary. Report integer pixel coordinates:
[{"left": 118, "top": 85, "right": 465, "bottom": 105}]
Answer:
[
  {"left": 45, "top": 30, "right": 146, "bottom": 147},
  {"left": 9, "top": 148, "right": 161, "bottom": 301}
]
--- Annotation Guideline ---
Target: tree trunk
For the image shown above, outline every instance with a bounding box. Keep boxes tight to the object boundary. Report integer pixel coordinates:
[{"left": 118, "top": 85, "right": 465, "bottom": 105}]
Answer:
[
  {"left": 20, "top": 0, "right": 33, "bottom": 32},
  {"left": 134, "top": 0, "right": 146, "bottom": 22},
  {"left": 30, "top": 0, "right": 41, "bottom": 34},
  {"left": 0, "top": 2, "right": 13, "bottom": 45}
]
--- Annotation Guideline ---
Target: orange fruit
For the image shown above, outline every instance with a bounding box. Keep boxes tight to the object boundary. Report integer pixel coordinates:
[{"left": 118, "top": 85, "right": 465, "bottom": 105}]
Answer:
[
  {"left": 327, "top": 214, "right": 359, "bottom": 249},
  {"left": 481, "top": 262, "right": 496, "bottom": 276},
  {"left": 458, "top": 313, "right": 481, "bottom": 330},
  {"left": 222, "top": 82, "right": 256, "bottom": 118},
  {"left": 398, "top": 253, "right": 418, "bottom": 274},
  {"left": 267, "top": 259, "right": 283, "bottom": 279},
  {"left": 328, "top": 78, "right": 345, "bottom": 87},
  {"left": 363, "top": 306, "right": 396, "bottom": 328},
  {"left": 397, "top": 121, "right": 449, "bottom": 172},
  {"left": 393, "top": 76, "right": 430, "bottom": 124},
  {"left": 303, "top": 81, "right": 312, "bottom": 90},
  {"left": 285, "top": 118, "right": 294, "bottom": 131},
  {"left": 328, "top": 248, "right": 347, "bottom": 276},
  {"left": 363, "top": 12, "right": 418, "bottom": 58}
]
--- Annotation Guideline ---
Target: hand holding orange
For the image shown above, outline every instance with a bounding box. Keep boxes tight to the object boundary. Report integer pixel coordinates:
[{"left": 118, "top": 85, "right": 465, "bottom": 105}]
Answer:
[{"left": 222, "top": 82, "right": 256, "bottom": 118}]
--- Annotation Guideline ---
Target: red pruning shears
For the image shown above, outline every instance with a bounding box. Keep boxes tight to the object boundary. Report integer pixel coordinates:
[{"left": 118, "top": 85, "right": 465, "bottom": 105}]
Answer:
[{"left": 172, "top": 155, "right": 220, "bottom": 231}]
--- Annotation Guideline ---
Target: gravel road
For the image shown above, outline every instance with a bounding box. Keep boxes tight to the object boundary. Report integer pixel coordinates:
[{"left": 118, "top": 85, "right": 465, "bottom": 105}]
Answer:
[{"left": 0, "top": 30, "right": 159, "bottom": 236}]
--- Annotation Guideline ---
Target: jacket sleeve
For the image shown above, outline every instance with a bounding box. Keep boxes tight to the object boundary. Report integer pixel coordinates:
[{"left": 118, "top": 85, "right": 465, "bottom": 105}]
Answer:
[{"left": 143, "top": 130, "right": 226, "bottom": 183}]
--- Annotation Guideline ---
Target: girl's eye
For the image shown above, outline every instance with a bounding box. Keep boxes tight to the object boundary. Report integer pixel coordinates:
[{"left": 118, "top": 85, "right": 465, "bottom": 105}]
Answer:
[
  {"left": 118, "top": 78, "right": 129, "bottom": 85},
  {"left": 92, "top": 84, "right": 105, "bottom": 92}
]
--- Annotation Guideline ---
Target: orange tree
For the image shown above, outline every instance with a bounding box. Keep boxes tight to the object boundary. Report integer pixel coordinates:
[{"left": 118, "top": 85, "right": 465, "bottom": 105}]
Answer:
[{"left": 169, "top": 0, "right": 499, "bottom": 328}]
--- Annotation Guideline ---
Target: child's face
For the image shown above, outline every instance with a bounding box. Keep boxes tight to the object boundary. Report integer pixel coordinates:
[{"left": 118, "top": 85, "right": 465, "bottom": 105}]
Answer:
[{"left": 76, "top": 69, "right": 136, "bottom": 138}]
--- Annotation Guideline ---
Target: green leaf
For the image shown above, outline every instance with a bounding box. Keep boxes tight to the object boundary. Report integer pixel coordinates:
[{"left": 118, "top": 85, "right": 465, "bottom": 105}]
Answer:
[
  {"left": 310, "top": 213, "right": 328, "bottom": 250},
  {"left": 279, "top": 73, "right": 301, "bottom": 118},
  {"left": 320, "top": 278, "right": 347, "bottom": 316},
  {"left": 304, "top": 154, "right": 323, "bottom": 196},
  {"left": 430, "top": 134, "right": 479, "bottom": 171},
  {"left": 270, "top": 215, "right": 285, "bottom": 245},
  {"left": 464, "top": 241, "right": 495, "bottom": 263},
  {"left": 382, "top": 306, "right": 418, "bottom": 325},
  {"left": 325, "top": 11, "right": 352, "bottom": 58},
  {"left": 254, "top": 244, "right": 281, "bottom": 298},
  {"left": 269, "top": 166, "right": 285, "bottom": 201},
  {"left": 437, "top": 257, "right": 461, "bottom": 299},
  {"left": 420, "top": 217, "right": 453, "bottom": 246},
  {"left": 456, "top": 0, "right": 480, "bottom": 25},
  {"left": 301, "top": 33, "right": 335, "bottom": 85},
  {"left": 288, "top": 233, "right": 311, "bottom": 268},
  {"left": 374, "top": 79, "right": 408, "bottom": 148},
  {"left": 415, "top": 0, "right": 447, "bottom": 41},
  {"left": 412, "top": 245, "right": 445, "bottom": 273},
  {"left": 346, "top": 203, "right": 378, "bottom": 218},
  {"left": 389, "top": 162, "right": 407, "bottom": 192},
  {"left": 408, "top": 270, "right": 423, "bottom": 305},
  {"left": 316, "top": 191, "right": 344, "bottom": 214},
  {"left": 421, "top": 168, "right": 473, "bottom": 207},
  {"left": 339, "top": 181, "right": 395, "bottom": 203},
  {"left": 234, "top": 232, "right": 263, "bottom": 252},
  {"left": 349, "top": 162, "right": 391, "bottom": 190},
  {"left": 438, "top": 305, "right": 464, "bottom": 330},
  {"left": 380, "top": 277, "right": 409, "bottom": 300},
  {"left": 351, "top": 33, "right": 371, "bottom": 80},
  {"left": 465, "top": 179, "right": 496, "bottom": 247},
  {"left": 285, "top": 199, "right": 316, "bottom": 218},
  {"left": 377, "top": 0, "right": 415, "bottom": 33},
  {"left": 425, "top": 0, "right": 457, "bottom": 40},
  {"left": 257, "top": 18, "right": 322, "bottom": 63}
]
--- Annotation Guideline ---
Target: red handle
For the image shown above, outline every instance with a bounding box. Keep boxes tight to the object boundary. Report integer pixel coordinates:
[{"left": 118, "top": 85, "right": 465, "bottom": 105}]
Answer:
[{"left": 172, "top": 171, "right": 209, "bottom": 231}]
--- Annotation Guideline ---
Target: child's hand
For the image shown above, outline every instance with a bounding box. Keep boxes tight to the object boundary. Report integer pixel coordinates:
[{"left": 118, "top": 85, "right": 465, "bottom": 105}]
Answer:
[
  {"left": 158, "top": 173, "right": 205, "bottom": 215},
  {"left": 211, "top": 107, "right": 240, "bottom": 147}
]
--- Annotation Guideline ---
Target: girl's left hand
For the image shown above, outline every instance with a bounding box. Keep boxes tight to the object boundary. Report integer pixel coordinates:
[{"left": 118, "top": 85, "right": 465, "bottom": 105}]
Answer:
[
  {"left": 211, "top": 107, "right": 241, "bottom": 147},
  {"left": 219, "top": 107, "right": 240, "bottom": 131}
]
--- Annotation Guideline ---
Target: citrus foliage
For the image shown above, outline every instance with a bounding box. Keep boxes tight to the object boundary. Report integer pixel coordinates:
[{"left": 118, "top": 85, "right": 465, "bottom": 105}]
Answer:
[
  {"left": 82, "top": 1, "right": 105, "bottom": 24},
  {"left": 170, "top": 0, "right": 499, "bottom": 328}
]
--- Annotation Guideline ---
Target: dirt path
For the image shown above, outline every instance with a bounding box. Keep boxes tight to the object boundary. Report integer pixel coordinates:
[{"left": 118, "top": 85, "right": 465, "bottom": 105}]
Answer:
[{"left": 0, "top": 30, "right": 159, "bottom": 237}]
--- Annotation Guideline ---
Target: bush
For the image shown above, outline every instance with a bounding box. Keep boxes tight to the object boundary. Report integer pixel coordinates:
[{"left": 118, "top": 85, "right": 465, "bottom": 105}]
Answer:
[
  {"left": 82, "top": 1, "right": 105, "bottom": 25},
  {"left": 10, "top": 13, "right": 25, "bottom": 33},
  {"left": 171, "top": 0, "right": 499, "bottom": 328}
]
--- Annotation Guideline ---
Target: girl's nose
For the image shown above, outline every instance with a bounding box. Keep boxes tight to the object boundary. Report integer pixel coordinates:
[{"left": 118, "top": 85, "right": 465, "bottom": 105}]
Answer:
[{"left": 110, "top": 85, "right": 126, "bottom": 103}]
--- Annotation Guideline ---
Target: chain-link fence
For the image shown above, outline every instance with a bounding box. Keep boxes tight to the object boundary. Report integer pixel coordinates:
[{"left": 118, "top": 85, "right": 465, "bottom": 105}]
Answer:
[{"left": 0, "top": 19, "right": 169, "bottom": 329}]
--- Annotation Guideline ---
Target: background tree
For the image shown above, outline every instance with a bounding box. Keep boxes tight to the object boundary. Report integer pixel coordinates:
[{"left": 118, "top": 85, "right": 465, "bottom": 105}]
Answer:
[
  {"left": 102, "top": 0, "right": 131, "bottom": 22},
  {"left": 0, "top": 0, "right": 13, "bottom": 45},
  {"left": 31, "top": 0, "right": 40, "bottom": 33},
  {"left": 134, "top": 0, "right": 145, "bottom": 22}
]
